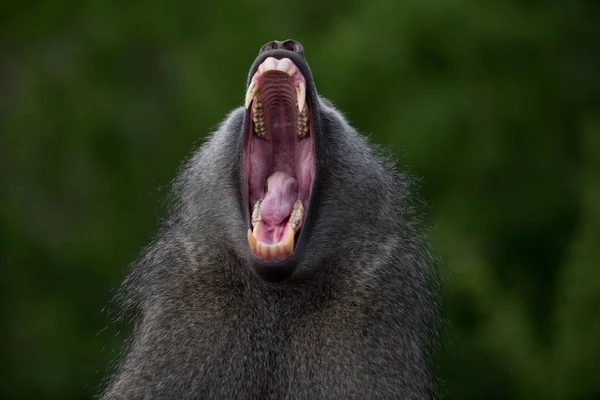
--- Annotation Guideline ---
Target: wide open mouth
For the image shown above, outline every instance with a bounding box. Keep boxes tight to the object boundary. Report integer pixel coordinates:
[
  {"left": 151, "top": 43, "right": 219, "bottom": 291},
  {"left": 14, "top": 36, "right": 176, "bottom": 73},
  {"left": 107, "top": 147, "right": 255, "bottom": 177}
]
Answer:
[{"left": 243, "top": 56, "right": 314, "bottom": 263}]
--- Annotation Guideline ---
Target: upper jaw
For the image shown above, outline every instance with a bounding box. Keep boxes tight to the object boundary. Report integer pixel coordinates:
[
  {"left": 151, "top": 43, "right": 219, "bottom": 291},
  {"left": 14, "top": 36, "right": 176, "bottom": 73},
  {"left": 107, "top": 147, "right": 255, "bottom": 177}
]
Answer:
[
  {"left": 244, "top": 57, "right": 307, "bottom": 124},
  {"left": 246, "top": 49, "right": 315, "bottom": 101},
  {"left": 244, "top": 49, "right": 318, "bottom": 139}
]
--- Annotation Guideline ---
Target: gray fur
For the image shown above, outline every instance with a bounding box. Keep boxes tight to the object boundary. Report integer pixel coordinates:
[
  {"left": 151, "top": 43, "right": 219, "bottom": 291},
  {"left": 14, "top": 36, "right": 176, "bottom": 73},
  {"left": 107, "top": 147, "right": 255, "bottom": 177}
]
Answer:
[{"left": 100, "top": 96, "right": 440, "bottom": 399}]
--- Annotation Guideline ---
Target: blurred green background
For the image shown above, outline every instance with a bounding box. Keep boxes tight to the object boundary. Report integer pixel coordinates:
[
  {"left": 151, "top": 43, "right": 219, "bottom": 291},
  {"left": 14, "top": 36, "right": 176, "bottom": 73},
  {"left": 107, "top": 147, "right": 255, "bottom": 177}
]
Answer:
[{"left": 2, "top": 0, "right": 599, "bottom": 399}]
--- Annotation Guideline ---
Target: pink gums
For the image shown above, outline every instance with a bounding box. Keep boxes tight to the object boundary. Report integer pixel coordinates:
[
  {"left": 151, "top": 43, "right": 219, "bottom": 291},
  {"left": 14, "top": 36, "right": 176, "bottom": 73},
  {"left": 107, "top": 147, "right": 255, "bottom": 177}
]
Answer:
[{"left": 244, "top": 66, "right": 313, "bottom": 246}]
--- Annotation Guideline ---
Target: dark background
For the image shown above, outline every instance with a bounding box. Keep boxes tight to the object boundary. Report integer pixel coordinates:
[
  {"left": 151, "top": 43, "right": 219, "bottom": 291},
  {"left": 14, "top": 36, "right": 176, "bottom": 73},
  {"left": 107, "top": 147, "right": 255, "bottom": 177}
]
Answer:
[{"left": 2, "top": 1, "right": 599, "bottom": 399}]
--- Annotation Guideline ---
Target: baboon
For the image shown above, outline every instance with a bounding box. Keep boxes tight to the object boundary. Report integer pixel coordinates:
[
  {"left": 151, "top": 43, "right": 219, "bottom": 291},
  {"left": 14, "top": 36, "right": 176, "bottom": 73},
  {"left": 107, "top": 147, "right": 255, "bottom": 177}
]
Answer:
[{"left": 101, "top": 39, "right": 439, "bottom": 399}]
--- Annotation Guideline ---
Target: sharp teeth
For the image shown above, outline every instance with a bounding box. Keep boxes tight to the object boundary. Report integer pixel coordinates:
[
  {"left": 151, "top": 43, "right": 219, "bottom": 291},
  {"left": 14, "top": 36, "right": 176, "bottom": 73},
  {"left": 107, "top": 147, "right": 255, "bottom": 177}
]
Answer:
[
  {"left": 250, "top": 229, "right": 294, "bottom": 260},
  {"left": 244, "top": 81, "right": 258, "bottom": 109},
  {"left": 247, "top": 229, "right": 257, "bottom": 252},
  {"left": 283, "top": 226, "right": 294, "bottom": 253},
  {"left": 296, "top": 81, "right": 306, "bottom": 113}
]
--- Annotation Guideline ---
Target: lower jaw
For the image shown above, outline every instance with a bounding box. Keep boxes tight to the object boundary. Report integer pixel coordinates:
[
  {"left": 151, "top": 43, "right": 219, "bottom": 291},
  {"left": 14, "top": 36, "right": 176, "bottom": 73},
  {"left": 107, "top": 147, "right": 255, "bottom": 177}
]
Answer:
[
  {"left": 242, "top": 154, "right": 313, "bottom": 282},
  {"left": 247, "top": 196, "right": 305, "bottom": 262},
  {"left": 249, "top": 233, "right": 305, "bottom": 282},
  {"left": 247, "top": 226, "right": 294, "bottom": 262}
]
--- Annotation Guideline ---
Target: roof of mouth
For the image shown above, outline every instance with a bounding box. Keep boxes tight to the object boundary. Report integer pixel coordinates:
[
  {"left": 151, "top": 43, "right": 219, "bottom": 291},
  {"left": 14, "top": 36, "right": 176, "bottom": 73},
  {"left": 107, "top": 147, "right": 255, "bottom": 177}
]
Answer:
[{"left": 245, "top": 57, "right": 306, "bottom": 110}]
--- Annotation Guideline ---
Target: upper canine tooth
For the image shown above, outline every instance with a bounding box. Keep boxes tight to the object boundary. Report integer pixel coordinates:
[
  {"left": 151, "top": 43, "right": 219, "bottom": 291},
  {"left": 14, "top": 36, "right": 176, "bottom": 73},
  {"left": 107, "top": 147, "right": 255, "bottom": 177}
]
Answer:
[
  {"left": 296, "top": 82, "right": 306, "bottom": 113},
  {"left": 244, "top": 81, "right": 258, "bottom": 109}
]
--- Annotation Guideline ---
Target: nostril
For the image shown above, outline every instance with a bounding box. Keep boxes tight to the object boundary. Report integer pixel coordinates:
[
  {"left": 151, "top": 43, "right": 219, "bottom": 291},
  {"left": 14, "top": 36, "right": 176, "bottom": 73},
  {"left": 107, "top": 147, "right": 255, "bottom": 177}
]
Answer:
[
  {"left": 260, "top": 41, "right": 279, "bottom": 54},
  {"left": 282, "top": 40, "right": 303, "bottom": 53},
  {"left": 259, "top": 40, "right": 305, "bottom": 56}
]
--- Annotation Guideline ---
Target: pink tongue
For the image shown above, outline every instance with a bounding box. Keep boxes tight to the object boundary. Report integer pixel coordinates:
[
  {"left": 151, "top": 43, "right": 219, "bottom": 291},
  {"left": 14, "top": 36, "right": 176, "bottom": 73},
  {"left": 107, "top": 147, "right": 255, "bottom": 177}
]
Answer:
[{"left": 259, "top": 172, "right": 298, "bottom": 243}]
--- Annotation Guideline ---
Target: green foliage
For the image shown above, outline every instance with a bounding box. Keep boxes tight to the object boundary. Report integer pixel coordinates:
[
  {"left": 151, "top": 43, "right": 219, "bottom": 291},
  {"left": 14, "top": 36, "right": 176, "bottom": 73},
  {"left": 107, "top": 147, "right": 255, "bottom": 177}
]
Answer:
[{"left": 2, "top": 0, "right": 599, "bottom": 398}]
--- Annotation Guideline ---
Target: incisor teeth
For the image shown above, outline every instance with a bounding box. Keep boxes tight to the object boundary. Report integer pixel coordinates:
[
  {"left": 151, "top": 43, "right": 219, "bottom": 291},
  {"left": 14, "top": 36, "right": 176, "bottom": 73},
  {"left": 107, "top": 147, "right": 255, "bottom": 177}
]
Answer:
[
  {"left": 296, "top": 82, "right": 306, "bottom": 113},
  {"left": 261, "top": 57, "right": 277, "bottom": 73},
  {"left": 245, "top": 82, "right": 258, "bottom": 109},
  {"left": 276, "top": 58, "right": 291, "bottom": 74},
  {"left": 267, "top": 244, "right": 277, "bottom": 258},
  {"left": 248, "top": 225, "right": 295, "bottom": 259}
]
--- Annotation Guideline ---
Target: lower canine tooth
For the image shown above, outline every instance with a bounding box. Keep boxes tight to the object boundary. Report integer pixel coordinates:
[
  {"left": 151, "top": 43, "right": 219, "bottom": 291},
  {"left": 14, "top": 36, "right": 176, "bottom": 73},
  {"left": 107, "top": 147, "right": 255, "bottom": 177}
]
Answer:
[
  {"left": 247, "top": 230, "right": 257, "bottom": 252},
  {"left": 284, "top": 227, "right": 294, "bottom": 253}
]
